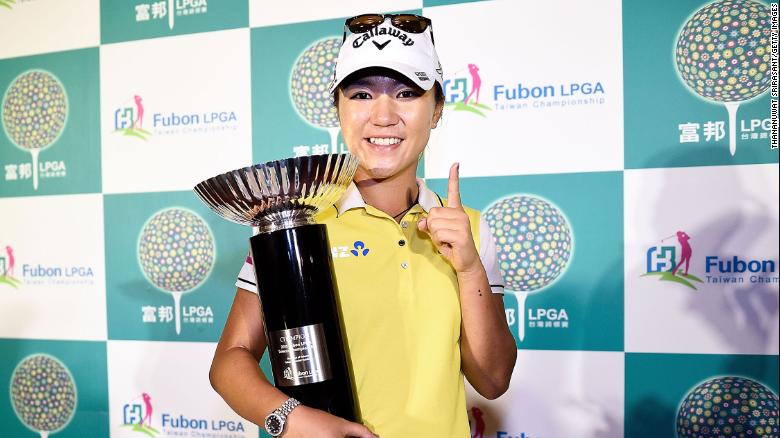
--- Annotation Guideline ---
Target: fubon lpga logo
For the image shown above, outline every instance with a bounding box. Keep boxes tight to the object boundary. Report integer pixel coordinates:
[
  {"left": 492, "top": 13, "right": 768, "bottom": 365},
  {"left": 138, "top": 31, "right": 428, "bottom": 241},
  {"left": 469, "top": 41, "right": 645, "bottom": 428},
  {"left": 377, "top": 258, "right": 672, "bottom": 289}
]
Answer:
[
  {"left": 122, "top": 392, "right": 159, "bottom": 437},
  {"left": 137, "top": 207, "right": 215, "bottom": 335},
  {"left": 10, "top": 354, "right": 78, "bottom": 438},
  {"left": 643, "top": 231, "right": 705, "bottom": 290},
  {"left": 0, "top": 244, "right": 95, "bottom": 289},
  {"left": 675, "top": 0, "right": 772, "bottom": 155},
  {"left": 121, "top": 392, "right": 247, "bottom": 436},
  {"left": 133, "top": 0, "right": 209, "bottom": 30},
  {"left": 444, "top": 63, "right": 606, "bottom": 114},
  {"left": 114, "top": 95, "right": 151, "bottom": 141},
  {"left": 483, "top": 195, "right": 574, "bottom": 342},
  {"left": 643, "top": 230, "right": 778, "bottom": 289},
  {"left": 2, "top": 69, "right": 69, "bottom": 190},
  {"left": 443, "top": 64, "right": 492, "bottom": 117},
  {"left": 113, "top": 94, "right": 238, "bottom": 141}
]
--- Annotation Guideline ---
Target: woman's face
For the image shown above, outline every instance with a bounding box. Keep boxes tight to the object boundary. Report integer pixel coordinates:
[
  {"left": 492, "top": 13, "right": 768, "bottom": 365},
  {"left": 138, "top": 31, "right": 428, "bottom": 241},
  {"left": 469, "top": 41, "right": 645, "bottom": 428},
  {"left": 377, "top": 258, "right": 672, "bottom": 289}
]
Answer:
[{"left": 338, "top": 71, "right": 442, "bottom": 180}]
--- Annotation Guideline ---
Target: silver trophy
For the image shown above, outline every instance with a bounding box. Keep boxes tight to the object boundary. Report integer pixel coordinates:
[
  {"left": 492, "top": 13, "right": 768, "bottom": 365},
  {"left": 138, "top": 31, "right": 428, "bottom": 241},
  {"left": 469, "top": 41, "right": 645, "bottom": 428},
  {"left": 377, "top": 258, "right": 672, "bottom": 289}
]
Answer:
[{"left": 194, "top": 153, "right": 359, "bottom": 421}]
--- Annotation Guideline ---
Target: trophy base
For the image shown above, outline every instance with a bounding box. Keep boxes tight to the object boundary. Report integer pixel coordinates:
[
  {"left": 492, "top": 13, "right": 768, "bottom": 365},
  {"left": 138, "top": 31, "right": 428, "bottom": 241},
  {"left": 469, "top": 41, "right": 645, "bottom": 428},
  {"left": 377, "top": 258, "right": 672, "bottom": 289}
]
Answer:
[{"left": 249, "top": 224, "right": 358, "bottom": 421}]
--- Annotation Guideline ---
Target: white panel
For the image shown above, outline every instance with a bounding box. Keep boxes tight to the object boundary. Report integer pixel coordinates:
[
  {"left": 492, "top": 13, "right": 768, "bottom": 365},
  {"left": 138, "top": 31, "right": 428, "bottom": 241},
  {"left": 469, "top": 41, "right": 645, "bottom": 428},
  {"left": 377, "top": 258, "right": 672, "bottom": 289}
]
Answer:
[
  {"left": 425, "top": 0, "right": 624, "bottom": 177},
  {"left": 0, "top": 193, "right": 107, "bottom": 340},
  {"left": 625, "top": 164, "right": 780, "bottom": 354},
  {"left": 466, "top": 349, "right": 624, "bottom": 438},
  {"left": 0, "top": 0, "right": 100, "bottom": 59},
  {"left": 100, "top": 28, "right": 253, "bottom": 194},
  {"left": 107, "top": 340, "right": 259, "bottom": 437}
]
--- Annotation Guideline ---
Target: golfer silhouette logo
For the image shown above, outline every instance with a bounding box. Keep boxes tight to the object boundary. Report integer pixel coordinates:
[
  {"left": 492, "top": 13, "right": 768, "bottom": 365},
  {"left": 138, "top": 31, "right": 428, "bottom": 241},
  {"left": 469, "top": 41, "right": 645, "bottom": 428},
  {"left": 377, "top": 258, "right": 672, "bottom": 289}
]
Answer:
[
  {"left": 668, "top": 231, "right": 692, "bottom": 276},
  {"left": 443, "top": 63, "right": 491, "bottom": 117},
  {"left": 469, "top": 407, "right": 485, "bottom": 438},
  {"left": 133, "top": 95, "right": 144, "bottom": 130},
  {"left": 642, "top": 230, "right": 704, "bottom": 290},
  {"left": 350, "top": 241, "right": 369, "bottom": 257},
  {"left": 464, "top": 64, "right": 482, "bottom": 105},
  {"left": 140, "top": 393, "right": 153, "bottom": 427},
  {"left": 4, "top": 245, "right": 15, "bottom": 277},
  {"left": 1, "top": 245, "right": 20, "bottom": 289}
]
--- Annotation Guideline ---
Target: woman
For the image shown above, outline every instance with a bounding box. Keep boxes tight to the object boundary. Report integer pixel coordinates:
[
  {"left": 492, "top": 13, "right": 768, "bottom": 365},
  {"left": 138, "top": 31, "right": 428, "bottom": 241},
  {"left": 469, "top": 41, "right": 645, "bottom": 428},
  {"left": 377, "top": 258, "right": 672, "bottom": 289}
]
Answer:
[{"left": 210, "top": 13, "right": 516, "bottom": 438}]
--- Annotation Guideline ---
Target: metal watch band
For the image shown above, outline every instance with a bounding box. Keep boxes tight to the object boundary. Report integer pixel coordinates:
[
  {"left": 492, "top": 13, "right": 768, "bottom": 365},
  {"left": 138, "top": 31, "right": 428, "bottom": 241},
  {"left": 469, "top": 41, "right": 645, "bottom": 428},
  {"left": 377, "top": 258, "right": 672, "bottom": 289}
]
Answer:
[{"left": 276, "top": 397, "right": 300, "bottom": 417}]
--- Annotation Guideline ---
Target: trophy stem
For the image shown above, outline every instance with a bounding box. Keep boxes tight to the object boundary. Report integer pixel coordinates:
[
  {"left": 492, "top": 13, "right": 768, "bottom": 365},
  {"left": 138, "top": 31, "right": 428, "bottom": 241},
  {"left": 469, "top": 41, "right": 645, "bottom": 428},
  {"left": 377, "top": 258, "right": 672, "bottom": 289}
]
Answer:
[{"left": 250, "top": 224, "right": 357, "bottom": 421}]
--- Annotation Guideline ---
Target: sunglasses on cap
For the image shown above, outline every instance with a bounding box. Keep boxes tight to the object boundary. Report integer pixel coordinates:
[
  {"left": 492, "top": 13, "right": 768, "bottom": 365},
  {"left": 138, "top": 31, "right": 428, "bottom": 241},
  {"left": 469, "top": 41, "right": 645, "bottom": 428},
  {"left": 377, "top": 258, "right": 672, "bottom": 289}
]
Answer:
[{"left": 342, "top": 13, "right": 434, "bottom": 44}]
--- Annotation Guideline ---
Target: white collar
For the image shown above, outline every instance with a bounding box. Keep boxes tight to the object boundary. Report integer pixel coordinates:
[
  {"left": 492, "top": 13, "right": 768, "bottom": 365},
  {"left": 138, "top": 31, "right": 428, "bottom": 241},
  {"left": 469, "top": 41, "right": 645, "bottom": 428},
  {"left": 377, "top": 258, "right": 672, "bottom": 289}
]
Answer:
[{"left": 334, "top": 178, "right": 442, "bottom": 216}]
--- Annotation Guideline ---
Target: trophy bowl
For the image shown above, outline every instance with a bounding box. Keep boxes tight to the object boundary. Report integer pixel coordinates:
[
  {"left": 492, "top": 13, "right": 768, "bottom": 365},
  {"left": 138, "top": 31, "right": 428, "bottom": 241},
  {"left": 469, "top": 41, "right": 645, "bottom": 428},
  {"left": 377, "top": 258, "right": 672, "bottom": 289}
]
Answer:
[{"left": 194, "top": 153, "right": 359, "bottom": 232}]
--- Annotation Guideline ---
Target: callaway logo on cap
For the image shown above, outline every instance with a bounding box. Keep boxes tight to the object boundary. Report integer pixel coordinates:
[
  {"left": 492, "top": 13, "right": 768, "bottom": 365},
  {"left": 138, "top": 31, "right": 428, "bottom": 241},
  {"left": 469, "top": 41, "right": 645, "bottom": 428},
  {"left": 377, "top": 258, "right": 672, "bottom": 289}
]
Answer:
[{"left": 329, "top": 16, "right": 443, "bottom": 93}]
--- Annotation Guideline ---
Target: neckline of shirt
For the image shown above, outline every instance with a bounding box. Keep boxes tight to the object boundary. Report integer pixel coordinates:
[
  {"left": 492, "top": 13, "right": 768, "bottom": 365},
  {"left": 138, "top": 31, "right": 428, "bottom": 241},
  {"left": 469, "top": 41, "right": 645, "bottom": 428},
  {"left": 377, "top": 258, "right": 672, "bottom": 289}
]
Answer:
[{"left": 334, "top": 178, "right": 443, "bottom": 216}]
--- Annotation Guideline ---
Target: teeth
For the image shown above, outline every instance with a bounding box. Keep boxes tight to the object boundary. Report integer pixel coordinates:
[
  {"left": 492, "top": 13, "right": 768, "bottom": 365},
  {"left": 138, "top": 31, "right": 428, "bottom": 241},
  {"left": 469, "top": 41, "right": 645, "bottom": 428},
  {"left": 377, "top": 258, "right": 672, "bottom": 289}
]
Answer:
[{"left": 369, "top": 137, "right": 402, "bottom": 146}]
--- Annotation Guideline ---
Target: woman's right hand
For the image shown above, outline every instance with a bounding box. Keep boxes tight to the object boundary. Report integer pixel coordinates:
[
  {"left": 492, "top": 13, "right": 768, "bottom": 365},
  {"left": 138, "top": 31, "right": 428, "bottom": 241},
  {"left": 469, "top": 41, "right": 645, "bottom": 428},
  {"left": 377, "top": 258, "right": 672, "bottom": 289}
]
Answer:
[{"left": 283, "top": 405, "right": 378, "bottom": 438}]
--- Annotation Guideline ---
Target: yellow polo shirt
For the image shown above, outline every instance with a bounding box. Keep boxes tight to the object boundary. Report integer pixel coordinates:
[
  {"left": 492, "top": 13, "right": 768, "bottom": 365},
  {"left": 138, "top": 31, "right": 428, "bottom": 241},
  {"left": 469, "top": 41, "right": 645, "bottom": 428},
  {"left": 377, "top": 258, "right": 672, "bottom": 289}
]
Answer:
[{"left": 236, "top": 179, "right": 505, "bottom": 438}]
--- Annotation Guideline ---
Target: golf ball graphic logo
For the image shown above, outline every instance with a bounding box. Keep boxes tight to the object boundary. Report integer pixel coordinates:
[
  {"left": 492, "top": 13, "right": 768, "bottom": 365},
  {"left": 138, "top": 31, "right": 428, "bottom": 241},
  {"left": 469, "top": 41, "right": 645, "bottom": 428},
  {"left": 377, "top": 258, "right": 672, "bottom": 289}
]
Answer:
[
  {"left": 2, "top": 70, "right": 68, "bottom": 189},
  {"left": 483, "top": 195, "right": 573, "bottom": 342},
  {"left": 10, "top": 354, "right": 77, "bottom": 437},
  {"left": 675, "top": 0, "right": 771, "bottom": 155},
  {"left": 676, "top": 376, "right": 778, "bottom": 437},
  {"left": 138, "top": 207, "right": 215, "bottom": 334},
  {"left": 290, "top": 37, "right": 342, "bottom": 152}
]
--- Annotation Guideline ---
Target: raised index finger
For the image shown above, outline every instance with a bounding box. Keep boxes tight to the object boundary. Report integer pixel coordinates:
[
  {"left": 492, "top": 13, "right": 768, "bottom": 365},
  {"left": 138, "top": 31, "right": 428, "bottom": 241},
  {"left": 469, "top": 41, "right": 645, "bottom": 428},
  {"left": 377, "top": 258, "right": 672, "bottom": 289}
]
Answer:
[{"left": 447, "top": 162, "right": 462, "bottom": 209}]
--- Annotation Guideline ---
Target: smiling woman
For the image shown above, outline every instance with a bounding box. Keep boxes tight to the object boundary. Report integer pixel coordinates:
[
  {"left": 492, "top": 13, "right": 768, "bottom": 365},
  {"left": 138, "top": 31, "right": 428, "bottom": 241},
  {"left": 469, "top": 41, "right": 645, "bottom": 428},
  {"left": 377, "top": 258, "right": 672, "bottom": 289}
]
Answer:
[{"left": 209, "top": 12, "right": 517, "bottom": 438}]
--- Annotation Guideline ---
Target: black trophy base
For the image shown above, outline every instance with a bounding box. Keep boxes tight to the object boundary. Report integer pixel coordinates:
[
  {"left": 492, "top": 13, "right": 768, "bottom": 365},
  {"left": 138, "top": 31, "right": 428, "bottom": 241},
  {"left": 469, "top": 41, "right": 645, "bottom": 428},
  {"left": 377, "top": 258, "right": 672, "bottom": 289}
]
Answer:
[{"left": 250, "top": 224, "right": 357, "bottom": 422}]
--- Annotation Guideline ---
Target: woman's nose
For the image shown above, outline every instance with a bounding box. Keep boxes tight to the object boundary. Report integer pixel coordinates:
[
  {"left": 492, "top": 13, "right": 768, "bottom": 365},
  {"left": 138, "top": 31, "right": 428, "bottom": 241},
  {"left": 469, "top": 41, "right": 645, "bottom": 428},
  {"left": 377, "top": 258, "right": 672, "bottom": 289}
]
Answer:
[{"left": 369, "top": 95, "right": 400, "bottom": 126}]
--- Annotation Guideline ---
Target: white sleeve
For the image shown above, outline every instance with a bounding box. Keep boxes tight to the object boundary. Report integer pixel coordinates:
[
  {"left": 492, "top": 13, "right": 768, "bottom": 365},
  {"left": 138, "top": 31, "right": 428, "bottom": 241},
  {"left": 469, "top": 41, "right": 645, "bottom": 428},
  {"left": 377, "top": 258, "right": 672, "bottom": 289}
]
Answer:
[
  {"left": 235, "top": 253, "right": 258, "bottom": 294},
  {"left": 479, "top": 216, "right": 505, "bottom": 294}
]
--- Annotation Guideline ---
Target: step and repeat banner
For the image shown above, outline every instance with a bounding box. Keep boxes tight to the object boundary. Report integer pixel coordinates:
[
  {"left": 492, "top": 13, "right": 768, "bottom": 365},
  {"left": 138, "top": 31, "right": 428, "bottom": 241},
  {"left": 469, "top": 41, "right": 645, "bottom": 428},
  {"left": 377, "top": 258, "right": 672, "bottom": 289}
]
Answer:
[{"left": 1, "top": 0, "right": 778, "bottom": 437}]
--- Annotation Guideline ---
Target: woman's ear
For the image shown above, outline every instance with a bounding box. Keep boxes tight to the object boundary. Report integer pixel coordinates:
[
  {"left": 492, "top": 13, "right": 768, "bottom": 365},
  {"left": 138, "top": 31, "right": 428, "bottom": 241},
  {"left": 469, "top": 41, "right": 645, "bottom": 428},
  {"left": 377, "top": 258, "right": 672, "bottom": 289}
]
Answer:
[{"left": 432, "top": 98, "right": 444, "bottom": 129}]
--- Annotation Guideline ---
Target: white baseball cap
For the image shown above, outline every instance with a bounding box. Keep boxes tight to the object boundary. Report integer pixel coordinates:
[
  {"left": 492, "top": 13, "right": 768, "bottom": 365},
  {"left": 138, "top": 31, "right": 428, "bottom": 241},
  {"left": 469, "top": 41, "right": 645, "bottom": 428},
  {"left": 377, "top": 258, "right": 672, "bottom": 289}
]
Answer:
[{"left": 329, "top": 15, "right": 443, "bottom": 94}]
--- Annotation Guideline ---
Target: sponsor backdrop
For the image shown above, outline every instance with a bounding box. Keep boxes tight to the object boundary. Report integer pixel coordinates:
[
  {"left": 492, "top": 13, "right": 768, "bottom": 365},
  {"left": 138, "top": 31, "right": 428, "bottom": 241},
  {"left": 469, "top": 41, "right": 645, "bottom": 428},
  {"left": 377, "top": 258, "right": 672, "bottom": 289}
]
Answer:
[{"left": 1, "top": 0, "right": 778, "bottom": 437}]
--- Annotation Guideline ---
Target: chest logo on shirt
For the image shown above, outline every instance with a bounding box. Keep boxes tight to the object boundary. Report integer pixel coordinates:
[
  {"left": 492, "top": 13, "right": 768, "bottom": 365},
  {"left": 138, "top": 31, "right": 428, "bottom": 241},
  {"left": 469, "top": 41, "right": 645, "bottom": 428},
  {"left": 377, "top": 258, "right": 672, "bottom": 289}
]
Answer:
[{"left": 331, "top": 241, "right": 370, "bottom": 258}]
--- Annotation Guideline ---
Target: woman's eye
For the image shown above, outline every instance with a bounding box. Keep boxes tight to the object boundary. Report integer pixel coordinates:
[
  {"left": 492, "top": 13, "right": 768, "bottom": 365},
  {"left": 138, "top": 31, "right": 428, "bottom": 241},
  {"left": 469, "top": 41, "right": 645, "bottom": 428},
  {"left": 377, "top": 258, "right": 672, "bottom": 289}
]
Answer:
[
  {"left": 349, "top": 92, "right": 371, "bottom": 99},
  {"left": 398, "top": 90, "right": 420, "bottom": 98}
]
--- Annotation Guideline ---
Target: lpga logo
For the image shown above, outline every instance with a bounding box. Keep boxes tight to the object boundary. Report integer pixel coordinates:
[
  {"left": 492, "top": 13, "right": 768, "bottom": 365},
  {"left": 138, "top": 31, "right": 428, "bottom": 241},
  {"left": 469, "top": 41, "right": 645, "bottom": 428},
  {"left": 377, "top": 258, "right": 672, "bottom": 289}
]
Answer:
[
  {"left": 443, "top": 64, "right": 492, "bottom": 117},
  {"left": 0, "top": 245, "right": 95, "bottom": 288},
  {"left": 123, "top": 393, "right": 247, "bottom": 435},
  {"left": 122, "top": 393, "right": 159, "bottom": 436},
  {"left": 114, "top": 95, "right": 151, "bottom": 141},
  {"left": 134, "top": 0, "right": 208, "bottom": 30},
  {"left": 643, "top": 231, "right": 705, "bottom": 290}
]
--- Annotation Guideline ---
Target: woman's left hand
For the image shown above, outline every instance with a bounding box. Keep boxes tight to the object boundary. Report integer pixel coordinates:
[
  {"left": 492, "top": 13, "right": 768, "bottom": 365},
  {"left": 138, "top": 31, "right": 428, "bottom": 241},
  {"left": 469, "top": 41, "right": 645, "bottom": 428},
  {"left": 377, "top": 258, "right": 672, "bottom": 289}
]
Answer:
[{"left": 418, "top": 163, "right": 481, "bottom": 274}]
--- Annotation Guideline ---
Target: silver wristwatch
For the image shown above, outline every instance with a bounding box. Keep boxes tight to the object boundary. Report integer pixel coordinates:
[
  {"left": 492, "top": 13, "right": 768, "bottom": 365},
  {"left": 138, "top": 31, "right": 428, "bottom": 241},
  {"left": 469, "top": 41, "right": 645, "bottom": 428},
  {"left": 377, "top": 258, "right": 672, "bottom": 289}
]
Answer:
[{"left": 264, "top": 397, "right": 301, "bottom": 437}]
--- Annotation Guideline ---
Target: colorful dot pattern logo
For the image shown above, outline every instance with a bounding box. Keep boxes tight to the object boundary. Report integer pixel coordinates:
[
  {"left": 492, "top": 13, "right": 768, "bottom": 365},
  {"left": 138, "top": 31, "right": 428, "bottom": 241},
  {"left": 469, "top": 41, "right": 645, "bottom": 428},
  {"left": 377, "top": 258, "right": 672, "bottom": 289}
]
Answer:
[
  {"left": 677, "top": 376, "right": 779, "bottom": 438},
  {"left": 675, "top": 0, "right": 771, "bottom": 102},
  {"left": 483, "top": 195, "right": 573, "bottom": 292},
  {"left": 2, "top": 70, "right": 68, "bottom": 151},
  {"left": 10, "top": 354, "right": 77, "bottom": 434},
  {"left": 289, "top": 37, "right": 341, "bottom": 129},
  {"left": 138, "top": 208, "right": 215, "bottom": 293}
]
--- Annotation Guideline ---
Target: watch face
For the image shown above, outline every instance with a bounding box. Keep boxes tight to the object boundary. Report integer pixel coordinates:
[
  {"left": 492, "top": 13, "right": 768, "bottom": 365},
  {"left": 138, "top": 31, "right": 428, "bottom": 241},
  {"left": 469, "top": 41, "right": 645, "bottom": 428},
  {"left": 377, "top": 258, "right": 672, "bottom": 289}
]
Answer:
[{"left": 265, "top": 413, "right": 284, "bottom": 436}]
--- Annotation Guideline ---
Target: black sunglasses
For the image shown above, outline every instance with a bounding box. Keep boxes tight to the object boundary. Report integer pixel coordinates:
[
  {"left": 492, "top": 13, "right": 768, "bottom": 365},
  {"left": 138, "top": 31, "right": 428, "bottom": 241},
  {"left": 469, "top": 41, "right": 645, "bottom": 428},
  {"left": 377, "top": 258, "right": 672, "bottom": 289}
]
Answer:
[{"left": 342, "top": 13, "right": 434, "bottom": 45}]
